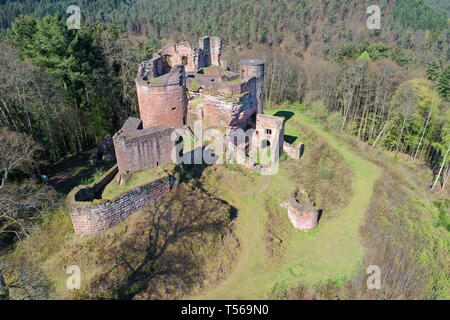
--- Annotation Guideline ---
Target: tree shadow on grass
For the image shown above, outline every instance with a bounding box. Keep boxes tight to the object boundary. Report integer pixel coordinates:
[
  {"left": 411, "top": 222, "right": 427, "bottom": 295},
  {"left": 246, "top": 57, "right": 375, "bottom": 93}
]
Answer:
[
  {"left": 273, "top": 111, "right": 295, "bottom": 122},
  {"left": 90, "top": 183, "right": 237, "bottom": 299},
  {"left": 284, "top": 135, "right": 297, "bottom": 144}
]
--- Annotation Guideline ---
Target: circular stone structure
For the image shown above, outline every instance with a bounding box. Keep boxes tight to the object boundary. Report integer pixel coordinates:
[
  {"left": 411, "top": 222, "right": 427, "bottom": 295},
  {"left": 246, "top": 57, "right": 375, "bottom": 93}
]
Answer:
[
  {"left": 239, "top": 59, "right": 265, "bottom": 114},
  {"left": 280, "top": 199, "right": 319, "bottom": 231},
  {"left": 136, "top": 63, "right": 188, "bottom": 129}
]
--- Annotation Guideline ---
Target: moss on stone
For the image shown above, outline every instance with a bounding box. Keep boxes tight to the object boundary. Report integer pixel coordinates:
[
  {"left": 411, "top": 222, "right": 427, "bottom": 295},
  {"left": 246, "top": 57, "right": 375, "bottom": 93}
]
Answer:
[
  {"left": 227, "top": 77, "right": 241, "bottom": 83},
  {"left": 190, "top": 79, "right": 200, "bottom": 91},
  {"left": 222, "top": 91, "right": 249, "bottom": 103},
  {"left": 148, "top": 77, "right": 164, "bottom": 84},
  {"left": 190, "top": 97, "right": 204, "bottom": 107}
]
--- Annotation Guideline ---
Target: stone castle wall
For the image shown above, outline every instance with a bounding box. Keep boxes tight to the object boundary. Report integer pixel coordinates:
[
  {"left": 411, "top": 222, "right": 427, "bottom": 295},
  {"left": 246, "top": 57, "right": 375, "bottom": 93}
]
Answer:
[
  {"left": 283, "top": 142, "right": 304, "bottom": 160},
  {"left": 186, "top": 75, "right": 258, "bottom": 130},
  {"left": 113, "top": 118, "right": 175, "bottom": 174},
  {"left": 136, "top": 81, "right": 188, "bottom": 129},
  {"left": 136, "top": 64, "right": 188, "bottom": 129},
  {"left": 240, "top": 59, "right": 265, "bottom": 114},
  {"left": 68, "top": 175, "right": 173, "bottom": 235},
  {"left": 280, "top": 199, "right": 319, "bottom": 231},
  {"left": 252, "top": 114, "right": 285, "bottom": 163}
]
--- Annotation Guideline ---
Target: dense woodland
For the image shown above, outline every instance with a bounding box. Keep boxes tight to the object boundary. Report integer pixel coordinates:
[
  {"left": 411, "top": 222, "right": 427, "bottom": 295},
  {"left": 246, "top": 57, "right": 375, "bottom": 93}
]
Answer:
[{"left": 0, "top": 0, "right": 448, "bottom": 300}]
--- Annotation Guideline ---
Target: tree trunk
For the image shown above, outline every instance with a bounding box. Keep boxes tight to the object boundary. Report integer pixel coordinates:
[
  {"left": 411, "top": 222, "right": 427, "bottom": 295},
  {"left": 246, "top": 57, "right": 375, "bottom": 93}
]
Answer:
[
  {"left": 394, "top": 116, "right": 407, "bottom": 161},
  {"left": 431, "top": 145, "right": 450, "bottom": 190},
  {"left": 372, "top": 123, "right": 387, "bottom": 147},
  {"left": 413, "top": 106, "right": 432, "bottom": 162},
  {"left": 441, "top": 164, "right": 450, "bottom": 190},
  {"left": 0, "top": 270, "right": 9, "bottom": 300}
]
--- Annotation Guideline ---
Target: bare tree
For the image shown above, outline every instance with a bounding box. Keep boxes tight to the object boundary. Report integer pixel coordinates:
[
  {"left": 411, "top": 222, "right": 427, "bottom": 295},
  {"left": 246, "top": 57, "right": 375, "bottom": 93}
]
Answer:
[
  {"left": 0, "top": 128, "right": 56, "bottom": 239},
  {"left": 340, "top": 61, "right": 367, "bottom": 130},
  {"left": 0, "top": 265, "right": 9, "bottom": 300},
  {"left": 431, "top": 144, "right": 450, "bottom": 190},
  {"left": 392, "top": 83, "right": 416, "bottom": 161},
  {"left": 0, "top": 259, "right": 51, "bottom": 300}
]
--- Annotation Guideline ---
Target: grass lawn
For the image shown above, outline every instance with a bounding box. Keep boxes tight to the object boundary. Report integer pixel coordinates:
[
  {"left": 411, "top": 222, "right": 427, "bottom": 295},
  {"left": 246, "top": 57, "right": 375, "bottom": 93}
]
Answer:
[
  {"left": 102, "top": 163, "right": 174, "bottom": 200},
  {"left": 189, "top": 107, "right": 380, "bottom": 299}
]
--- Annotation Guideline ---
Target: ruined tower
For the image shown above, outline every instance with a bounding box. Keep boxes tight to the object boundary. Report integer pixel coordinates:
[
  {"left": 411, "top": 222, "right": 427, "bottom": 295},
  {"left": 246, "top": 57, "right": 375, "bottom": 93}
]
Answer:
[
  {"left": 240, "top": 59, "right": 265, "bottom": 114},
  {"left": 135, "top": 59, "right": 188, "bottom": 129},
  {"left": 198, "top": 36, "right": 223, "bottom": 68}
]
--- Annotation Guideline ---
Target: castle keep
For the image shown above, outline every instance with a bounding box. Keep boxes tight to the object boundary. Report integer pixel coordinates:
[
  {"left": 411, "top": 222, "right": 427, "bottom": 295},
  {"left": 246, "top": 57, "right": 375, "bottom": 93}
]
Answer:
[
  {"left": 68, "top": 36, "right": 311, "bottom": 235},
  {"left": 114, "top": 36, "right": 279, "bottom": 176}
]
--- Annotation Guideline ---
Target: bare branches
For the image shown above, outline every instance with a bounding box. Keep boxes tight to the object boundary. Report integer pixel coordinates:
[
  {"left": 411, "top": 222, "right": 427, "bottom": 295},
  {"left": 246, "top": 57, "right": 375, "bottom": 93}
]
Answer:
[
  {"left": 0, "top": 128, "right": 57, "bottom": 240},
  {"left": 0, "top": 128, "right": 38, "bottom": 190}
]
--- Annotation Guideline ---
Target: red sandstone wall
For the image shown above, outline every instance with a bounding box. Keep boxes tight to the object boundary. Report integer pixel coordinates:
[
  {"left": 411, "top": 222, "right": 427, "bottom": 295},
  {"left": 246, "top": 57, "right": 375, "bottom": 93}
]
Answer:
[
  {"left": 113, "top": 128, "right": 175, "bottom": 173},
  {"left": 159, "top": 43, "right": 196, "bottom": 72},
  {"left": 69, "top": 177, "right": 172, "bottom": 235},
  {"left": 283, "top": 142, "right": 304, "bottom": 160},
  {"left": 202, "top": 102, "right": 233, "bottom": 127},
  {"left": 137, "top": 82, "right": 188, "bottom": 129},
  {"left": 287, "top": 209, "right": 318, "bottom": 231}
]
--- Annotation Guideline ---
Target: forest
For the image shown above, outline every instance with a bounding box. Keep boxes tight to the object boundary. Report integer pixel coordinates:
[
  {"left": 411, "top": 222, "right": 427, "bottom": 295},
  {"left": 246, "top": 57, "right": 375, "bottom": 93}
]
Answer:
[{"left": 0, "top": 0, "right": 448, "bottom": 300}]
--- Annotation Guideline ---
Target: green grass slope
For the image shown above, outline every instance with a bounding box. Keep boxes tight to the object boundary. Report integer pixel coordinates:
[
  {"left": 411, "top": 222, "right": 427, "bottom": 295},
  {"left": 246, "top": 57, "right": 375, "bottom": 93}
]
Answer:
[{"left": 190, "top": 107, "right": 380, "bottom": 299}]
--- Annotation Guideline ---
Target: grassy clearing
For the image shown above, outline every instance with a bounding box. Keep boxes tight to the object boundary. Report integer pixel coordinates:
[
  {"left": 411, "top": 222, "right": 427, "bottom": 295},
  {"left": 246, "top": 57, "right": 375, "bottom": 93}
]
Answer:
[
  {"left": 102, "top": 163, "right": 174, "bottom": 200},
  {"left": 190, "top": 107, "right": 379, "bottom": 299},
  {"left": 263, "top": 197, "right": 291, "bottom": 263},
  {"left": 275, "top": 127, "right": 449, "bottom": 299},
  {"left": 226, "top": 77, "right": 241, "bottom": 83}
]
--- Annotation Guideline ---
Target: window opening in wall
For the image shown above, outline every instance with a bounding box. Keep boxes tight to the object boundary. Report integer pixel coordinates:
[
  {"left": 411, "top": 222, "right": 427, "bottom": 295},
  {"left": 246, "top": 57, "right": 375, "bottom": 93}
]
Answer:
[
  {"left": 261, "top": 139, "right": 270, "bottom": 148},
  {"left": 266, "top": 129, "right": 272, "bottom": 134},
  {"left": 182, "top": 56, "right": 188, "bottom": 65},
  {"left": 162, "top": 54, "right": 172, "bottom": 73},
  {"left": 172, "top": 107, "right": 177, "bottom": 110}
]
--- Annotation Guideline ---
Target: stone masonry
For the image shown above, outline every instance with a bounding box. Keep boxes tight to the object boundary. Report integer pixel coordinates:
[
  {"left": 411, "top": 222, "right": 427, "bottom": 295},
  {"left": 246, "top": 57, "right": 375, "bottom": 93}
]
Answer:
[
  {"left": 113, "top": 118, "right": 175, "bottom": 174},
  {"left": 68, "top": 36, "right": 304, "bottom": 236},
  {"left": 251, "top": 114, "right": 285, "bottom": 164},
  {"left": 136, "top": 64, "right": 188, "bottom": 129},
  {"left": 69, "top": 174, "right": 172, "bottom": 235},
  {"left": 283, "top": 142, "right": 305, "bottom": 160},
  {"left": 280, "top": 198, "right": 319, "bottom": 231}
]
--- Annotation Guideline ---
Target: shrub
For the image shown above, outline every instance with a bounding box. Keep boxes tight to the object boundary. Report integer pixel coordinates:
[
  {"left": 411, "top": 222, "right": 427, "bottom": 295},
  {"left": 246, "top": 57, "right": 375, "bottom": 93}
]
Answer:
[
  {"left": 306, "top": 100, "right": 329, "bottom": 121},
  {"left": 325, "top": 112, "right": 344, "bottom": 132}
]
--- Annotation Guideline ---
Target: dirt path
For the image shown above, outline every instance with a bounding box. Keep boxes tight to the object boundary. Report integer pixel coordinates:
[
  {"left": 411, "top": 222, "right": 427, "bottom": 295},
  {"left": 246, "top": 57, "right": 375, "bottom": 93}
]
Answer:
[{"left": 189, "top": 110, "right": 380, "bottom": 299}]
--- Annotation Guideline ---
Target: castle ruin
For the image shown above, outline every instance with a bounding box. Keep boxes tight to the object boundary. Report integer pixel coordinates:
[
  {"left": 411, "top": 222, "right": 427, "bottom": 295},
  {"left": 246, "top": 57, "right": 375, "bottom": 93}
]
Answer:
[
  {"left": 113, "top": 36, "right": 288, "bottom": 176},
  {"left": 69, "top": 36, "right": 307, "bottom": 235}
]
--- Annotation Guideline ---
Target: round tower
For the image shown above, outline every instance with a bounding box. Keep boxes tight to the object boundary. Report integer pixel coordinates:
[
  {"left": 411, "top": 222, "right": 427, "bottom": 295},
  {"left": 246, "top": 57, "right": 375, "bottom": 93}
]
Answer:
[
  {"left": 136, "top": 63, "right": 188, "bottom": 129},
  {"left": 240, "top": 59, "right": 265, "bottom": 114}
]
